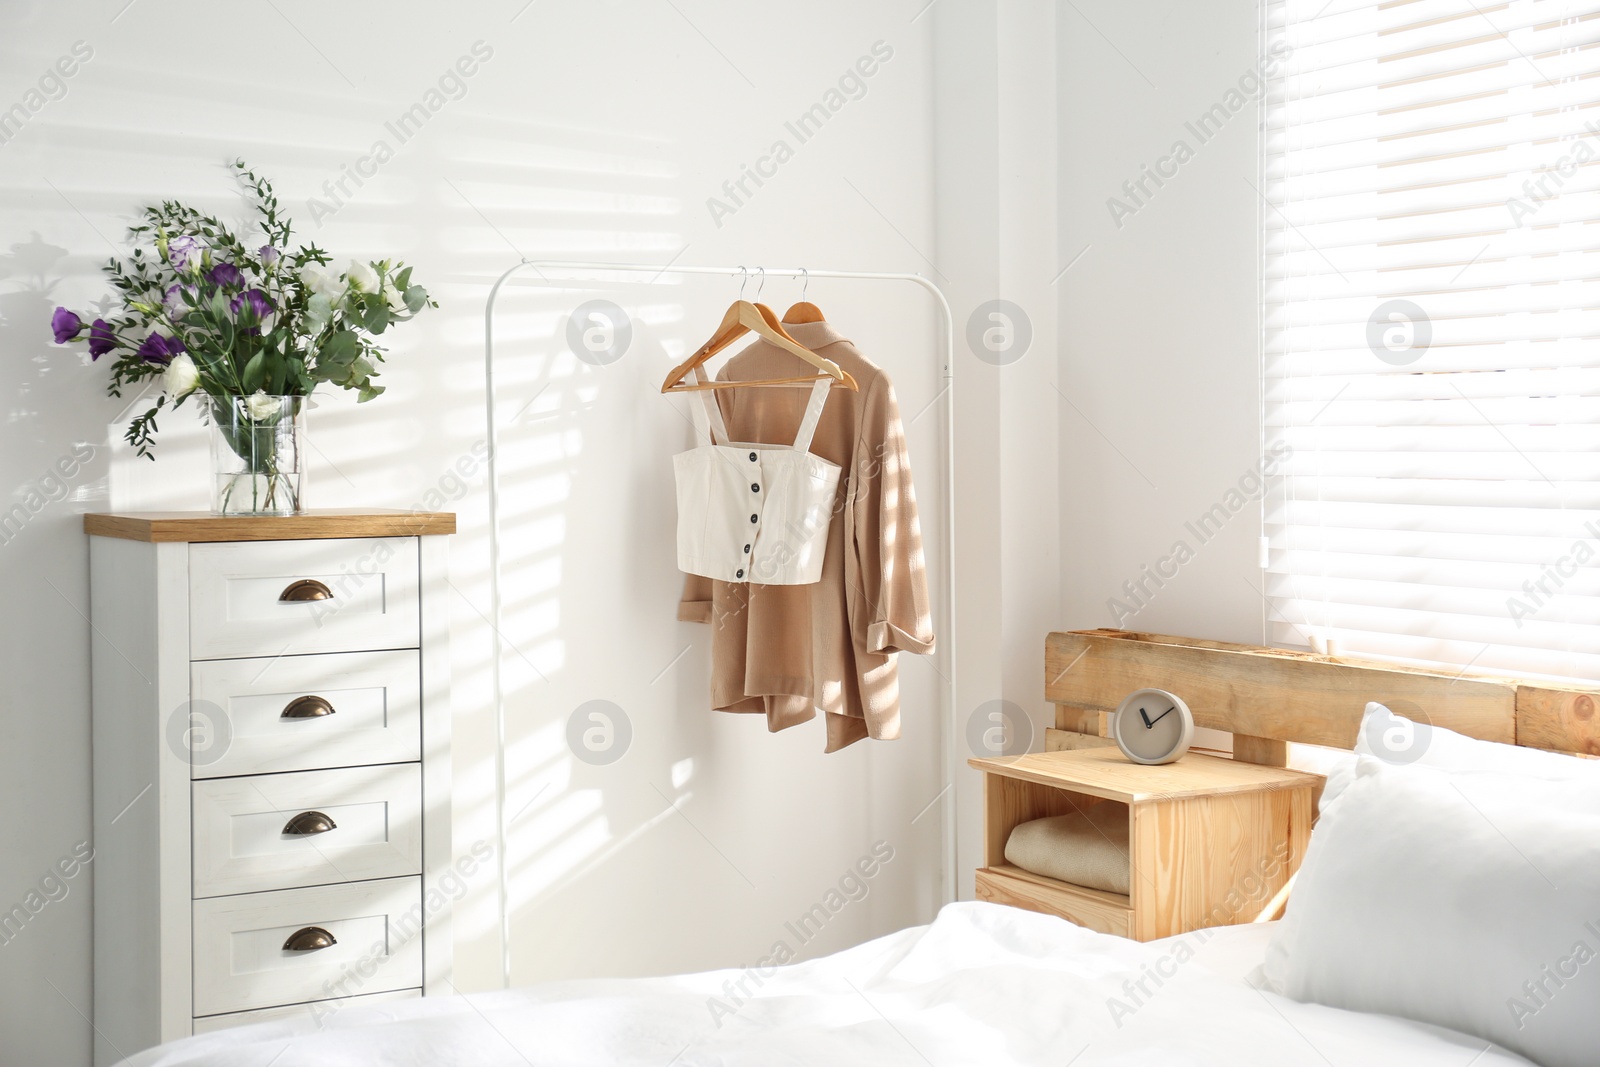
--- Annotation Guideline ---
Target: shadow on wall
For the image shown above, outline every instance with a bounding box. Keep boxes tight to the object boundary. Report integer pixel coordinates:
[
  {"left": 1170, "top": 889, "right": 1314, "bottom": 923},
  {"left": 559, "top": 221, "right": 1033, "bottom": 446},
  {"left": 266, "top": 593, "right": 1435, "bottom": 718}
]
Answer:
[
  {"left": 0, "top": 232, "right": 107, "bottom": 536},
  {"left": 0, "top": 229, "right": 109, "bottom": 1064},
  {"left": 484, "top": 263, "right": 948, "bottom": 984},
  {"left": 0, "top": 16, "right": 947, "bottom": 1059}
]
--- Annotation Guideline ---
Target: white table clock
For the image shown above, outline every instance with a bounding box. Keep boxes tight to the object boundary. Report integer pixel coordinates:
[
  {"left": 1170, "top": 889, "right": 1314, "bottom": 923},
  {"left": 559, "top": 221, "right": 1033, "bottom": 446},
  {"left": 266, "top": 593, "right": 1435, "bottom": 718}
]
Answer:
[{"left": 1111, "top": 687, "right": 1195, "bottom": 765}]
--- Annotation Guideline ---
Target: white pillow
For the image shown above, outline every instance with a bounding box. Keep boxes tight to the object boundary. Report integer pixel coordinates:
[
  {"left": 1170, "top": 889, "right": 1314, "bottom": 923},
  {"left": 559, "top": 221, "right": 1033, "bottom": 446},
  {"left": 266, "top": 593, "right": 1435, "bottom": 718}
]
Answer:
[
  {"left": 1320, "top": 701, "right": 1591, "bottom": 809},
  {"left": 1265, "top": 757, "right": 1600, "bottom": 1067}
]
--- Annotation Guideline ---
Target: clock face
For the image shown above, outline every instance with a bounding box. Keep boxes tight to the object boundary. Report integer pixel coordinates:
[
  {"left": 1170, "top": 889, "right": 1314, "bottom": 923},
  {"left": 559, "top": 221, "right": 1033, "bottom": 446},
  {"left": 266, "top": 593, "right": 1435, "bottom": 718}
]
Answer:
[{"left": 1112, "top": 688, "right": 1195, "bottom": 765}]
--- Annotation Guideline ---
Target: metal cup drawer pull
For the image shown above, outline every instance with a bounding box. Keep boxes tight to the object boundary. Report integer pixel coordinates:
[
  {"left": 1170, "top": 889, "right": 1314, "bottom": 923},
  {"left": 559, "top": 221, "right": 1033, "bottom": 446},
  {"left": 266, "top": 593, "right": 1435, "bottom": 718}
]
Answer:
[
  {"left": 282, "top": 810, "right": 338, "bottom": 836},
  {"left": 281, "top": 695, "right": 335, "bottom": 719},
  {"left": 282, "top": 926, "right": 338, "bottom": 952},
  {"left": 279, "top": 578, "right": 334, "bottom": 602}
]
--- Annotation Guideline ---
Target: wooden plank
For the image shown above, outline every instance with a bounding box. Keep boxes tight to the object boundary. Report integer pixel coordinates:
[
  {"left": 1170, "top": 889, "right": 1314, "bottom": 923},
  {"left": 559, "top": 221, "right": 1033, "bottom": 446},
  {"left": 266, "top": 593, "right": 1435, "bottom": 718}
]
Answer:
[
  {"left": 1075, "top": 629, "right": 1318, "bottom": 657},
  {"left": 1044, "top": 727, "right": 1119, "bottom": 753},
  {"left": 983, "top": 773, "right": 1092, "bottom": 868},
  {"left": 84, "top": 510, "right": 456, "bottom": 543},
  {"left": 1129, "top": 788, "right": 1308, "bottom": 941},
  {"left": 1516, "top": 686, "right": 1600, "bottom": 756},
  {"left": 974, "top": 865, "right": 1131, "bottom": 937},
  {"left": 1287, "top": 785, "right": 1312, "bottom": 880},
  {"left": 970, "top": 748, "right": 1318, "bottom": 804},
  {"left": 1045, "top": 630, "right": 1516, "bottom": 749},
  {"left": 1054, "top": 704, "right": 1103, "bottom": 734},
  {"left": 1232, "top": 734, "right": 1288, "bottom": 768},
  {"left": 982, "top": 772, "right": 1007, "bottom": 869}
]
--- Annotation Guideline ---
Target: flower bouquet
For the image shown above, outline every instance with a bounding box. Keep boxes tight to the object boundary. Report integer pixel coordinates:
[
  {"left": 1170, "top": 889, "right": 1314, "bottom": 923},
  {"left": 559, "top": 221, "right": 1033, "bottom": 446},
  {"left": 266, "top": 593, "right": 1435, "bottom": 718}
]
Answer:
[{"left": 51, "top": 160, "right": 435, "bottom": 514}]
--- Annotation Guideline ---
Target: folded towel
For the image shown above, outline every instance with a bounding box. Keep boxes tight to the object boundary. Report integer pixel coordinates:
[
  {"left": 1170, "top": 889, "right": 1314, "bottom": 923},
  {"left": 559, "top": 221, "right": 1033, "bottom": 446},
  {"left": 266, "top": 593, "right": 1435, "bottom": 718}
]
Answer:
[{"left": 1003, "top": 804, "right": 1130, "bottom": 895}]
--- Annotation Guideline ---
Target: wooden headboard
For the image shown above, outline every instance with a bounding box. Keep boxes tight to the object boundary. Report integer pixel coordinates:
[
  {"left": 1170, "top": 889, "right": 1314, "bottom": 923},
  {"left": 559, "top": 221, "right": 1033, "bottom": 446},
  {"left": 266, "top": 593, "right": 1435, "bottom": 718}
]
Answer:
[{"left": 1045, "top": 629, "right": 1600, "bottom": 765}]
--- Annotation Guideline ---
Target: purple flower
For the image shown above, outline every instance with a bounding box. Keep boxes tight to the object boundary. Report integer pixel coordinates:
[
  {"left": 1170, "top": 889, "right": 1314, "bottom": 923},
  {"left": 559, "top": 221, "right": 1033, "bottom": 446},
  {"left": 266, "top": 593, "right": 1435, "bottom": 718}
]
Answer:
[
  {"left": 87, "top": 319, "right": 116, "bottom": 360},
  {"left": 230, "top": 287, "right": 274, "bottom": 321},
  {"left": 206, "top": 262, "right": 244, "bottom": 288},
  {"left": 136, "top": 331, "right": 187, "bottom": 366},
  {"left": 258, "top": 245, "right": 280, "bottom": 266},
  {"left": 168, "top": 234, "right": 201, "bottom": 271},
  {"left": 51, "top": 306, "right": 84, "bottom": 343}
]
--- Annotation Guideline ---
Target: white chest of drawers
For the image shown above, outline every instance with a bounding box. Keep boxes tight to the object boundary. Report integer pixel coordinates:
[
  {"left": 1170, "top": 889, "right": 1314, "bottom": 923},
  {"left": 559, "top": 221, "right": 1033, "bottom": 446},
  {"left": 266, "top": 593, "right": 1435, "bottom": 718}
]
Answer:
[{"left": 85, "top": 510, "right": 454, "bottom": 1066}]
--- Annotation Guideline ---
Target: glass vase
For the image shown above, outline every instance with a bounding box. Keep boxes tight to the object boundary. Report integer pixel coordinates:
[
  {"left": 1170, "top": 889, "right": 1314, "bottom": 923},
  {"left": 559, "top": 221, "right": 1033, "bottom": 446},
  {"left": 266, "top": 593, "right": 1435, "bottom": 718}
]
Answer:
[{"left": 208, "top": 395, "right": 306, "bottom": 516}]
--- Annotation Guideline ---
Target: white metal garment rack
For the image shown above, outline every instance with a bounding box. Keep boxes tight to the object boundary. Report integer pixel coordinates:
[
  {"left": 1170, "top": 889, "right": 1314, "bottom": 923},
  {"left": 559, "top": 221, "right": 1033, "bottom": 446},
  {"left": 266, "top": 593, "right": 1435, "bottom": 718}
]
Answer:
[{"left": 481, "top": 260, "right": 957, "bottom": 989}]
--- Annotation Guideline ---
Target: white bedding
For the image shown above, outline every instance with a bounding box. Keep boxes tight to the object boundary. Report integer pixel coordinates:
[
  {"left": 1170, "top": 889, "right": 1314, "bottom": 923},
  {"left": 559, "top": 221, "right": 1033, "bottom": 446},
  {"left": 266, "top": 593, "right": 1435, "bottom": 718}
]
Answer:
[
  {"left": 1150, "top": 918, "right": 1278, "bottom": 984},
  {"left": 122, "top": 903, "right": 1530, "bottom": 1067}
]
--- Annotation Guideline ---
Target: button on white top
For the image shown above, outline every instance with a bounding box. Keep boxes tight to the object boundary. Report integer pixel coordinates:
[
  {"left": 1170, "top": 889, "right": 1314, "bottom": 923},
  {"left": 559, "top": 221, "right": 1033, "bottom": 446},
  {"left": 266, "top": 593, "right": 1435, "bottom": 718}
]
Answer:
[{"left": 672, "top": 369, "right": 841, "bottom": 585}]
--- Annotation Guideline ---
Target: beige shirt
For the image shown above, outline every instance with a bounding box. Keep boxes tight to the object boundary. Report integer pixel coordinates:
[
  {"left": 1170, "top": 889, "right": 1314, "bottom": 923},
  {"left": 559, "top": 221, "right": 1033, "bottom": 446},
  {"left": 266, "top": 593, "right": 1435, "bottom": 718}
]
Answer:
[{"left": 677, "top": 319, "right": 936, "bottom": 752}]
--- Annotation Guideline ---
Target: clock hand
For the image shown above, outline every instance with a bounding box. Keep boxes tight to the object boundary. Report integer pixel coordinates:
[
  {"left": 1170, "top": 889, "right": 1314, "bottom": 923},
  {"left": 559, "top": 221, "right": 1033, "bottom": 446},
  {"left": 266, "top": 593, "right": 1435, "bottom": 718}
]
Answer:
[
  {"left": 1148, "top": 705, "right": 1177, "bottom": 727},
  {"left": 1138, "top": 707, "right": 1151, "bottom": 728}
]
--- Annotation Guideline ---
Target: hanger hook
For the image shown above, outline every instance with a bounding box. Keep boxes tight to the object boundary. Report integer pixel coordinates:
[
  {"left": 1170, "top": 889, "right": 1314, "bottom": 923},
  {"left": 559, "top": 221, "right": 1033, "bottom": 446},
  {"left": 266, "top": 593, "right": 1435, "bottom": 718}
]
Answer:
[
  {"left": 755, "top": 266, "right": 766, "bottom": 301},
  {"left": 800, "top": 267, "right": 810, "bottom": 302},
  {"left": 737, "top": 266, "right": 749, "bottom": 299}
]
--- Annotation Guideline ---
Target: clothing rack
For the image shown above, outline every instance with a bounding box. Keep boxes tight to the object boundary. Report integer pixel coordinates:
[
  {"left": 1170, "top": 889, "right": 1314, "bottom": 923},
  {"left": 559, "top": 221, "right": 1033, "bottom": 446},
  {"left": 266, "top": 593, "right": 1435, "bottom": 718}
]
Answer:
[{"left": 482, "top": 261, "right": 957, "bottom": 988}]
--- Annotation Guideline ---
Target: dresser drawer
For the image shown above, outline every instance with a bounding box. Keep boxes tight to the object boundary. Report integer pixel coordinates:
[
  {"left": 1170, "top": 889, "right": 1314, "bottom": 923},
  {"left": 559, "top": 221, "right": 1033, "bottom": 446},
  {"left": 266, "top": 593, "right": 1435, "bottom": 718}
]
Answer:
[
  {"left": 193, "top": 764, "right": 422, "bottom": 898},
  {"left": 189, "top": 538, "right": 420, "bottom": 660},
  {"left": 193, "top": 877, "right": 423, "bottom": 1017},
  {"left": 189, "top": 649, "right": 421, "bottom": 779},
  {"left": 193, "top": 987, "right": 421, "bottom": 1032}
]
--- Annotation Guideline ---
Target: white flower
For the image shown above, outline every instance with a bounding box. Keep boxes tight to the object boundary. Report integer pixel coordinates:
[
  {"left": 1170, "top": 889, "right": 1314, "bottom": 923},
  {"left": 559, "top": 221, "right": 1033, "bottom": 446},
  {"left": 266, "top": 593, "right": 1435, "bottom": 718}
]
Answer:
[
  {"left": 382, "top": 280, "right": 407, "bottom": 313},
  {"left": 163, "top": 285, "right": 190, "bottom": 321},
  {"left": 164, "top": 353, "right": 200, "bottom": 398},
  {"left": 243, "top": 390, "right": 280, "bottom": 420},
  {"left": 344, "top": 260, "right": 379, "bottom": 293},
  {"left": 167, "top": 234, "right": 203, "bottom": 273},
  {"left": 300, "top": 265, "right": 345, "bottom": 302}
]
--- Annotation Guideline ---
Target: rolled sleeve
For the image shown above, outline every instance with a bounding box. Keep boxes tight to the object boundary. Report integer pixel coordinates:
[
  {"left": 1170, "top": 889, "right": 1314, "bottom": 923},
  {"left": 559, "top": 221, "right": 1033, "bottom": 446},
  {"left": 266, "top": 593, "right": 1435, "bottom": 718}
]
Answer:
[
  {"left": 867, "top": 619, "right": 935, "bottom": 656},
  {"left": 678, "top": 572, "right": 713, "bottom": 623}
]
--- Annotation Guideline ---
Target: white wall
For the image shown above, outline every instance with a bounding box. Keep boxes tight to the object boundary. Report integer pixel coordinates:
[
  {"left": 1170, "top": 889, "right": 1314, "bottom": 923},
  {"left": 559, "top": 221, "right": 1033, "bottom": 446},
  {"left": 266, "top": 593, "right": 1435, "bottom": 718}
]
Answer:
[
  {"left": 0, "top": 3, "right": 962, "bottom": 1062},
  {"left": 1057, "top": 0, "right": 1266, "bottom": 652},
  {"left": 931, "top": 0, "right": 1064, "bottom": 888}
]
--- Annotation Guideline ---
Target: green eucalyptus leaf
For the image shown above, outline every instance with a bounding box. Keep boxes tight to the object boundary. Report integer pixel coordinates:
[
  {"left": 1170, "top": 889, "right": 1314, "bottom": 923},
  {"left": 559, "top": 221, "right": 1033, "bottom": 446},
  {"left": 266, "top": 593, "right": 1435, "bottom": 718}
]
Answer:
[
  {"left": 362, "top": 301, "right": 390, "bottom": 335},
  {"left": 318, "top": 329, "right": 358, "bottom": 370},
  {"left": 241, "top": 351, "right": 267, "bottom": 392},
  {"left": 403, "top": 285, "right": 427, "bottom": 313},
  {"left": 306, "top": 293, "right": 335, "bottom": 331}
]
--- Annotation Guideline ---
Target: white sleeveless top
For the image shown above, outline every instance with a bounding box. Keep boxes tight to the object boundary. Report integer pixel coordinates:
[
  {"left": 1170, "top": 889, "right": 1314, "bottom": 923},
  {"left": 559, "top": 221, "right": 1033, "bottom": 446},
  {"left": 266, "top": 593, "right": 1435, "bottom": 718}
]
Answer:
[{"left": 672, "top": 366, "right": 842, "bottom": 585}]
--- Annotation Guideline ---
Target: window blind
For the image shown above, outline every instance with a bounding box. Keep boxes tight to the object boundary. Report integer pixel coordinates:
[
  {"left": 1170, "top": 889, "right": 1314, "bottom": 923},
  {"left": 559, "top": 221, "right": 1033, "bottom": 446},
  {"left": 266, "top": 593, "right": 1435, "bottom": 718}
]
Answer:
[{"left": 1264, "top": 0, "right": 1600, "bottom": 682}]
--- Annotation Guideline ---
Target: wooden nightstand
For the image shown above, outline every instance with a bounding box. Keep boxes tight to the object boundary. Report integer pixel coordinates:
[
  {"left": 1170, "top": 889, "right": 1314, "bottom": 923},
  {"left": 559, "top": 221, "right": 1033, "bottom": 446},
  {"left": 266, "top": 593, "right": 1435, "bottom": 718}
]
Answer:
[{"left": 969, "top": 747, "right": 1316, "bottom": 941}]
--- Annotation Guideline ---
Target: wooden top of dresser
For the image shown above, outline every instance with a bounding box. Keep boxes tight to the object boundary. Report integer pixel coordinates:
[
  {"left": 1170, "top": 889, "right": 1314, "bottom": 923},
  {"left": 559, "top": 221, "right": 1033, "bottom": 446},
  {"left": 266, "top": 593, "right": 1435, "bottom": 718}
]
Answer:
[
  {"left": 84, "top": 510, "right": 456, "bottom": 542},
  {"left": 968, "top": 747, "right": 1319, "bottom": 804}
]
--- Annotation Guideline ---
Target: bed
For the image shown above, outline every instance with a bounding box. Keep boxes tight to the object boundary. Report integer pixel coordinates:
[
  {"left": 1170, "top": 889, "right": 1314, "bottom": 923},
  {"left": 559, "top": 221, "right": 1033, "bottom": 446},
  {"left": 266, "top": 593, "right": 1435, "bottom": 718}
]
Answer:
[
  {"left": 117, "top": 630, "right": 1599, "bottom": 1067},
  {"left": 119, "top": 902, "right": 1531, "bottom": 1066}
]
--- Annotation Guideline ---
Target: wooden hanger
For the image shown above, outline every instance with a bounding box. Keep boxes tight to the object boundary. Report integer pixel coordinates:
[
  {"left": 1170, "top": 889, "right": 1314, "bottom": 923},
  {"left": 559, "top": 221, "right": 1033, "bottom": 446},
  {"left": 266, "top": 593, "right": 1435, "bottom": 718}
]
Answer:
[
  {"left": 783, "top": 268, "right": 826, "bottom": 324},
  {"left": 782, "top": 301, "right": 826, "bottom": 324},
  {"left": 660, "top": 298, "right": 858, "bottom": 393}
]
